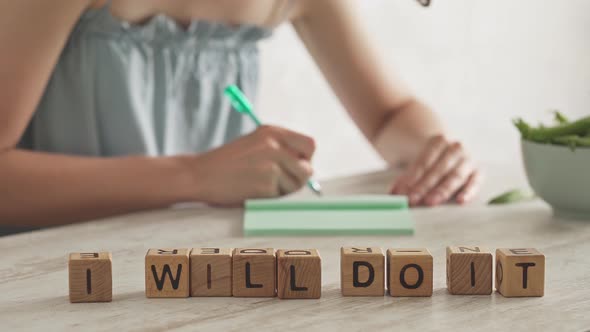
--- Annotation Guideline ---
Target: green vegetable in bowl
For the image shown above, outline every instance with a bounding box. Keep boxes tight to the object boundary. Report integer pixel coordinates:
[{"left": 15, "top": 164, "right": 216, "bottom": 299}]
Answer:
[
  {"left": 552, "top": 135, "right": 590, "bottom": 150},
  {"left": 488, "top": 189, "right": 536, "bottom": 205},
  {"left": 552, "top": 110, "right": 569, "bottom": 125},
  {"left": 514, "top": 112, "right": 590, "bottom": 150}
]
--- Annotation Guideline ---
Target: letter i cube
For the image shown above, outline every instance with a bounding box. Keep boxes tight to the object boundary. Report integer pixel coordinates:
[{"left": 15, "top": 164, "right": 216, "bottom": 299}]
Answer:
[
  {"left": 68, "top": 252, "right": 112, "bottom": 303},
  {"left": 190, "top": 248, "right": 233, "bottom": 297},
  {"left": 446, "top": 246, "right": 493, "bottom": 295}
]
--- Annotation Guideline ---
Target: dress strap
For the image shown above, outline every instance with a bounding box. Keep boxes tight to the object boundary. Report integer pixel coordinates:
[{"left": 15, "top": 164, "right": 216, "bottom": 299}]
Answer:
[
  {"left": 94, "top": 0, "right": 112, "bottom": 10},
  {"left": 278, "top": 0, "right": 296, "bottom": 22},
  {"left": 265, "top": 0, "right": 296, "bottom": 28}
]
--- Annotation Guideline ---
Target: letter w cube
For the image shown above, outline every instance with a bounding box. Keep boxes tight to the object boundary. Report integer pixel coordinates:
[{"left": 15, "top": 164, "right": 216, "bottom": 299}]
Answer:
[{"left": 145, "top": 248, "right": 190, "bottom": 298}]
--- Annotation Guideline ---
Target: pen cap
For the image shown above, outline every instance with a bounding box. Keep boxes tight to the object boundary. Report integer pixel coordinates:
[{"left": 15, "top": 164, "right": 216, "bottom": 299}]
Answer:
[{"left": 224, "top": 85, "right": 253, "bottom": 114}]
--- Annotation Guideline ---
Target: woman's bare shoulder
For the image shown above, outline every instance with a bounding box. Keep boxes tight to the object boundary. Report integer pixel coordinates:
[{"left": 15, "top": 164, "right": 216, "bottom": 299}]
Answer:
[{"left": 0, "top": 0, "right": 93, "bottom": 151}]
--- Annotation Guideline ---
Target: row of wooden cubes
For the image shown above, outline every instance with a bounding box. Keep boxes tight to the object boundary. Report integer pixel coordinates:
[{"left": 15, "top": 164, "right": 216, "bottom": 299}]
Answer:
[
  {"left": 69, "top": 248, "right": 322, "bottom": 302},
  {"left": 144, "top": 248, "right": 320, "bottom": 299},
  {"left": 342, "top": 246, "right": 545, "bottom": 297},
  {"left": 68, "top": 246, "right": 544, "bottom": 303}
]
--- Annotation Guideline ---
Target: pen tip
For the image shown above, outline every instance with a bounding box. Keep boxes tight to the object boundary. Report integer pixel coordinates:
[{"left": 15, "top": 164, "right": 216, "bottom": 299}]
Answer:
[{"left": 309, "top": 181, "right": 323, "bottom": 196}]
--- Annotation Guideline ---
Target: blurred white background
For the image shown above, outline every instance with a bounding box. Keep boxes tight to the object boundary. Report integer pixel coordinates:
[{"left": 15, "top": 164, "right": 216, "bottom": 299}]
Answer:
[{"left": 256, "top": 0, "right": 590, "bottom": 180}]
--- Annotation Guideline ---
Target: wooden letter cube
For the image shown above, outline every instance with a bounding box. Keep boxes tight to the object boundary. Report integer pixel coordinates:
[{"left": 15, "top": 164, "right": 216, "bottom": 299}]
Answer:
[
  {"left": 387, "top": 248, "right": 433, "bottom": 297},
  {"left": 145, "top": 248, "right": 190, "bottom": 298},
  {"left": 232, "top": 248, "right": 276, "bottom": 297},
  {"left": 341, "top": 247, "right": 384, "bottom": 296},
  {"left": 190, "top": 248, "right": 232, "bottom": 297},
  {"left": 446, "top": 246, "right": 493, "bottom": 295},
  {"left": 68, "top": 252, "right": 112, "bottom": 303},
  {"left": 277, "top": 249, "right": 321, "bottom": 299},
  {"left": 496, "top": 248, "right": 545, "bottom": 297}
]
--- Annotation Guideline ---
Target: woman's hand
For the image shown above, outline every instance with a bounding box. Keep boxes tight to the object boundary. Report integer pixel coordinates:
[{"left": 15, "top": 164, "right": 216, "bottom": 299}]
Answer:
[
  {"left": 293, "top": 1, "right": 476, "bottom": 208},
  {"left": 185, "top": 125, "right": 316, "bottom": 206},
  {"left": 390, "top": 135, "right": 481, "bottom": 206}
]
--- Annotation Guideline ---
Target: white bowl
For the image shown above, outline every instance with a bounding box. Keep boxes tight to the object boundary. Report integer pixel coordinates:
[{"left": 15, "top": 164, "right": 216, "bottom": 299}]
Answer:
[{"left": 521, "top": 140, "right": 590, "bottom": 219}]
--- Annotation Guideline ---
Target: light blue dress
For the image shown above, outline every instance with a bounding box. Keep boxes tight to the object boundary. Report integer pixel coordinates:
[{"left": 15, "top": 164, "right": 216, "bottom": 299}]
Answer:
[
  {"left": 4, "top": 6, "right": 275, "bottom": 236},
  {"left": 18, "top": 5, "right": 272, "bottom": 156}
]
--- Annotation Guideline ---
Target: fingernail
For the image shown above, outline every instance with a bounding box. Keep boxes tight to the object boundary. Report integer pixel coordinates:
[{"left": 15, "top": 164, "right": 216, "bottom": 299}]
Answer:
[
  {"left": 426, "top": 193, "right": 443, "bottom": 206},
  {"left": 432, "top": 194, "right": 442, "bottom": 204},
  {"left": 457, "top": 195, "right": 466, "bottom": 204},
  {"left": 409, "top": 194, "right": 420, "bottom": 205}
]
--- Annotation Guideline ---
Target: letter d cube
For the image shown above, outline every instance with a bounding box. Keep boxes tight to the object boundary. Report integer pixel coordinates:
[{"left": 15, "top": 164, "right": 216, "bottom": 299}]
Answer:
[{"left": 341, "top": 247, "right": 384, "bottom": 296}]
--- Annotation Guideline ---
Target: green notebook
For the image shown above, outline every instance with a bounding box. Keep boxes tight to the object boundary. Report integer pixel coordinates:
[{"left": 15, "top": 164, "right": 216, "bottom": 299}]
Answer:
[{"left": 244, "top": 195, "right": 414, "bottom": 236}]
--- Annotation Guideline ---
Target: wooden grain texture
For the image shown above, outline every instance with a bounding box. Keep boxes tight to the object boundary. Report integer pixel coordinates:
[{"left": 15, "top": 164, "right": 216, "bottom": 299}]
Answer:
[
  {"left": 446, "top": 246, "right": 493, "bottom": 295},
  {"left": 232, "top": 248, "right": 276, "bottom": 297},
  {"left": 145, "top": 248, "right": 190, "bottom": 298},
  {"left": 68, "top": 252, "right": 112, "bottom": 303},
  {"left": 1, "top": 168, "right": 590, "bottom": 331},
  {"left": 277, "top": 249, "right": 321, "bottom": 299},
  {"left": 341, "top": 247, "right": 385, "bottom": 296},
  {"left": 387, "top": 248, "right": 433, "bottom": 297},
  {"left": 190, "top": 248, "right": 233, "bottom": 297},
  {"left": 496, "top": 248, "right": 545, "bottom": 297}
]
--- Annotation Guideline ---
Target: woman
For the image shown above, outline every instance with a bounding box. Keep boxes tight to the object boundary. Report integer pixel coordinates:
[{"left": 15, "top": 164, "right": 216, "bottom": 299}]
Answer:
[{"left": 0, "top": 0, "right": 479, "bottom": 229}]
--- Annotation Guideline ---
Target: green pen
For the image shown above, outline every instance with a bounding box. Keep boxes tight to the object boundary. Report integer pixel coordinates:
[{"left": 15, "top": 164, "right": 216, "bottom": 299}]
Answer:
[{"left": 224, "top": 84, "right": 323, "bottom": 196}]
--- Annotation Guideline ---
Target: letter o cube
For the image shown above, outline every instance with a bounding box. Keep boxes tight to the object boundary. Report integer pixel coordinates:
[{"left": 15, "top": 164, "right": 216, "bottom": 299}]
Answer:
[{"left": 387, "top": 248, "right": 433, "bottom": 297}]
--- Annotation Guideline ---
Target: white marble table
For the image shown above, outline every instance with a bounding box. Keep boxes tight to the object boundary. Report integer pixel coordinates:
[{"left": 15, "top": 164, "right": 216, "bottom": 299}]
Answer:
[{"left": 1, "top": 165, "right": 589, "bottom": 332}]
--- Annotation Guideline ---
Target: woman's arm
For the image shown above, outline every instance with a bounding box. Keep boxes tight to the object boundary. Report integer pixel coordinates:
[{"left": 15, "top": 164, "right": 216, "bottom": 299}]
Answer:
[
  {"left": 0, "top": 151, "right": 197, "bottom": 227},
  {"left": 293, "top": 0, "right": 480, "bottom": 206},
  {"left": 0, "top": 1, "right": 195, "bottom": 227},
  {"left": 291, "top": 0, "right": 440, "bottom": 164},
  {"left": 0, "top": 1, "right": 315, "bottom": 227}
]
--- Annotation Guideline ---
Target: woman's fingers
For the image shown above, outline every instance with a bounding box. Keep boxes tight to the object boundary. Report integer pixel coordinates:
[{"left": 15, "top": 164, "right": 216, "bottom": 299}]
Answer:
[
  {"left": 422, "top": 158, "right": 473, "bottom": 206},
  {"left": 274, "top": 149, "right": 313, "bottom": 195},
  {"left": 390, "top": 134, "right": 480, "bottom": 207},
  {"left": 251, "top": 127, "right": 315, "bottom": 196},
  {"left": 277, "top": 171, "right": 300, "bottom": 195},
  {"left": 259, "top": 125, "right": 316, "bottom": 159},
  {"left": 274, "top": 149, "right": 312, "bottom": 183},
  {"left": 407, "top": 142, "right": 464, "bottom": 205},
  {"left": 455, "top": 170, "right": 481, "bottom": 204},
  {"left": 391, "top": 135, "right": 448, "bottom": 195}
]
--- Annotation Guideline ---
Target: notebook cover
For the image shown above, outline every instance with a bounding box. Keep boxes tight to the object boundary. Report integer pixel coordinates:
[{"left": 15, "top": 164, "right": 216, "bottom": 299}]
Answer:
[{"left": 244, "top": 195, "right": 414, "bottom": 236}]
